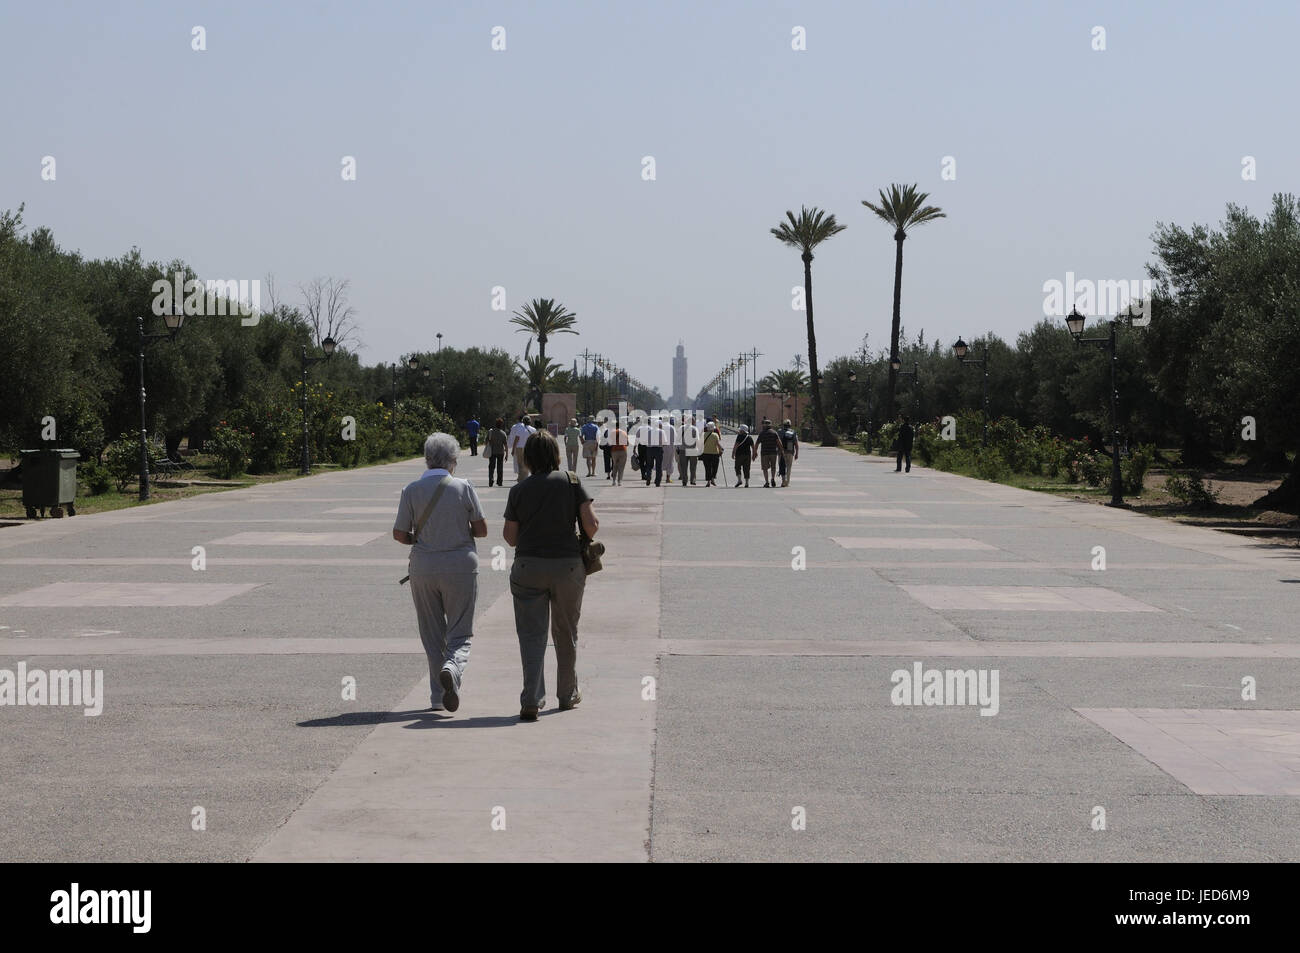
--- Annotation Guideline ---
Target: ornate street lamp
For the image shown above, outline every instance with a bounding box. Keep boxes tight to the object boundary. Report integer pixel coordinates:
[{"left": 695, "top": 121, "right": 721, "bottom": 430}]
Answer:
[
  {"left": 1066, "top": 306, "right": 1126, "bottom": 506},
  {"left": 392, "top": 356, "right": 427, "bottom": 441},
  {"left": 136, "top": 310, "right": 185, "bottom": 501},
  {"left": 299, "top": 336, "right": 336, "bottom": 475},
  {"left": 896, "top": 361, "right": 920, "bottom": 415},
  {"left": 953, "top": 337, "right": 989, "bottom": 445}
]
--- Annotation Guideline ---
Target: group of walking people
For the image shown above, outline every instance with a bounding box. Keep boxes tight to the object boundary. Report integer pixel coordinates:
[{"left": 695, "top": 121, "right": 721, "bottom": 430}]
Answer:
[
  {"left": 472, "top": 413, "right": 800, "bottom": 489},
  {"left": 543, "top": 413, "right": 801, "bottom": 489},
  {"left": 393, "top": 429, "right": 598, "bottom": 721}
]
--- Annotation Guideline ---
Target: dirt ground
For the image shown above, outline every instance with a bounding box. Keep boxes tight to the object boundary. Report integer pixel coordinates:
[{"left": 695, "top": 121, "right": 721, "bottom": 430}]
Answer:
[{"left": 1122, "top": 466, "right": 1300, "bottom": 546}]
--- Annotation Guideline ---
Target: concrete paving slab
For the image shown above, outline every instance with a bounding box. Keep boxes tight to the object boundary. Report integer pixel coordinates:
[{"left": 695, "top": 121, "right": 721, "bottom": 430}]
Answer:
[
  {"left": 901, "top": 585, "right": 1162, "bottom": 612},
  {"left": 0, "top": 582, "right": 263, "bottom": 607}
]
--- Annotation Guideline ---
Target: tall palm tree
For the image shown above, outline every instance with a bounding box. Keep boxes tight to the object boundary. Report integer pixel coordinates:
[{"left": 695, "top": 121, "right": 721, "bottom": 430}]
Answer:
[
  {"left": 509, "top": 298, "right": 577, "bottom": 364},
  {"left": 771, "top": 207, "right": 847, "bottom": 446},
  {"left": 759, "top": 368, "right": 810, "bottom": 396},
  {"left": 861, "top": 184, "right": 945, "bottom": 421},
  {"left": 516, "top": 353, "right": 563, "bottom": 412}
]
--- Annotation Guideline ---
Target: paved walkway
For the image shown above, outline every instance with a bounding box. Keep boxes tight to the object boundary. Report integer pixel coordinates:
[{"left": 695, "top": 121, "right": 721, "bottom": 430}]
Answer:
[{"left": 1, "top": 448, "right": 1298, "bottom": 861}]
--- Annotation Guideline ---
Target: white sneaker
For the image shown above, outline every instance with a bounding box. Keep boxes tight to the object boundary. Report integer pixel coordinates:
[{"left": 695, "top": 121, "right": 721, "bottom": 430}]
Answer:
[{"left": 438, "top": 665, "right": 460, "bottom": 712}]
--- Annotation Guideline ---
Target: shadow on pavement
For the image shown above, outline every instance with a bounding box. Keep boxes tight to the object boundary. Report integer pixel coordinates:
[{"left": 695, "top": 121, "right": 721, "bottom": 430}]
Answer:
[
  {"left": 298, "top": 709, "right": 447, "bottom": 728},
  {"left": 404, "top": 714, "right": 524, "bottom": 728},
  {"left": 298, "top": 710, "right": 528, "bottom": 728}
]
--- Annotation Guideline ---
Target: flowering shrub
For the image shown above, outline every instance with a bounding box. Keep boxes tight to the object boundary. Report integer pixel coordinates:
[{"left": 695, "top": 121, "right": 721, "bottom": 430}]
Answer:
[
  {"left": 1078, "top": 451, "right": 1109, "bottom": 487},
  {"left": 78, "top": 461, "right": 113, "bottom": 495},
  {"left": 105, "top": 433, "right": 164, "bottom": 492},
  {"left": 1122, "top": 443, "right": 1155, "bottom": 495},
  {"left": 1165, "top": 472, "right": 1220, "bottom": 508},
  {"left": 229, "top": 391, "right": 298, "bottom": 473},
  {"left": 208, "top": 422, "right": 252, "bottom": 478},
  {"left": 226, "top": 386, "right": 465, "bottom": 473},
  {"left": 866, "top": 410, "right": 1145, "bottom": 493}
]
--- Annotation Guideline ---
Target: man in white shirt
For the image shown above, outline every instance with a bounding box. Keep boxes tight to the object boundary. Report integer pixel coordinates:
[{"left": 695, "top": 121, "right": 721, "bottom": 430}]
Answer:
[
  {"left": 679, "top": 415, "right": 701, "bottom": 486},
  {"left": 661, "top": 416, "right": 679, "bottom": 484},
  {"left": 662, "top": 416, "right": 679, "bottom": 484},
  {"left": 632, "top": 416, "right": 661, "bottom": 486},
  {"left": 508, "top": 414, "right": 533, "bottom": 482}
]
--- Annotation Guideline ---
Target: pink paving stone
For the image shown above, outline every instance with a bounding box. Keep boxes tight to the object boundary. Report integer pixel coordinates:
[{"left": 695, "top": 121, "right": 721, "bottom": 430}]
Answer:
[
  {"left": 902, "top": 585, "right": 1162, "bottom": 612},
  {"left": 0, "top": 582, "right": 262, "bottom": 607},
  {"left": 798, "top": 508, "right": 918, "bottom": 518},
  {"left": 207, "top": 532, "right": 385, "bottom": 546},
  {"left": 832, "top": 537, "right": 997, "bottom": 551},
  {"left": 1076, "top": 708, "right": 1300, "bottom": 795}
]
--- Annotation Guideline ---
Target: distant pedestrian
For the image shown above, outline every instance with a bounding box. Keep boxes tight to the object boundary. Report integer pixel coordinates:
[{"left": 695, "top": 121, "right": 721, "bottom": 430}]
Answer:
[
  {"left": 732, "top": 424, "right": 755, "bottom": 488},
  {"left": 755, "top": 418, "right": 782, "bottom": 487},
  {"left": 466, "top": 416, "right": 481, "bottom": 456},
  {"left": 700, "top": 421, "right": 723, "bottom": 486},
  {"left": 778, "top": 418, "right": 799, "bottom": 487},
  {"left": 508, "top": 414, "right": 531, "bottom": 482},
  {"left": 564, "top": 418, "right": 582, "bottom": 472},
  {"left": 393, "top": 433, "right": 487, "bottom": 713},
  {"left": 504, "top": 431, "right": 600, "bottom": 721},
  {"left": 634, "top": 417, "right": 663, "bottom": 487},
  {"left": 680, "top": 416, "right": 701, "bottom": 486},
  {"left": 609, "top": 419, "right": 629, "bottom": 485},
  {"left": 598, "top": 419, "right": 612, "bottom": 479},
  {"left": 662, "top": 416, "right": 678, "bottom": 484},
  {"left": 895, "top": 415, "right": 914, "bottom": 473},
  {"left": 581, "top": 416, "right": 600, "bottom": 476},
  {"left": 484, "top": 417, "right": 508, "bottom": 487}
]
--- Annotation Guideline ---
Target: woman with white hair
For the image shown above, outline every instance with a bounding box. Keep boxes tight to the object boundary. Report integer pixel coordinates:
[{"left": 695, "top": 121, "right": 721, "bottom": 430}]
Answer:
[
  {"left": 392, "top": 432, "right": 487, "bottom": 713},
  {"left": 731, "top": 424, "right": 755, "bottom": 488},
  {"left": 700, "top": 421, "right": 723, "bottom": 486}
]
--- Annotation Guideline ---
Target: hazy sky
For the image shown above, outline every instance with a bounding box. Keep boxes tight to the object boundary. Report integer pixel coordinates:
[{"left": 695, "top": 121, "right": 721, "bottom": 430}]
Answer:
[{"left": 4, "top": 1, "right": 1295, "bottom": 396}]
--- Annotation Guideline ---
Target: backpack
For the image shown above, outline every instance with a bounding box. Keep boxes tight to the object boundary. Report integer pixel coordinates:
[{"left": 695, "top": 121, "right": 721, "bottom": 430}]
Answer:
[{"left": 779, "top": 428, "right": 797, "bottom": 451}]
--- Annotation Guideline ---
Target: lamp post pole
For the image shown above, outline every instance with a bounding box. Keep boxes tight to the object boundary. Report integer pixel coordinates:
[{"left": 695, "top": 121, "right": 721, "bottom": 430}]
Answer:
[
  {"left": 299, "top": 337, "right": 336, "bottom": 475},
  {"left": 894, "top": 361, "right": 920, "bottom": 417},
  {"left": 953, "top": 339, "right": 989, "bottom": 446},
  {"left": 1066, "top": 307, "right": 1124, "bottom": 506},
  {"left": 136, "top": 313, "right": 184, "bottom": 502}
]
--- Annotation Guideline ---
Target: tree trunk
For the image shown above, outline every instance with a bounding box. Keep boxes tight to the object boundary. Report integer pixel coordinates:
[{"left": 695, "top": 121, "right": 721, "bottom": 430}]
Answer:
[
  {"left": 887, "top": 230, "right": 905, "bottom": 422},
  {"left": 804, "top": 253, "right": 837, "bottom": 446},
  {"left": 1252, "top": 451, "right": 1300, "bottom": 512}
]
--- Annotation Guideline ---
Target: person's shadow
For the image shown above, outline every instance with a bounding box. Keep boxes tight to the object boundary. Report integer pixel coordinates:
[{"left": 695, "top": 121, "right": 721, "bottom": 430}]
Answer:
[{"left": 298, "top": 709, "right": 524, "bottom": 729}]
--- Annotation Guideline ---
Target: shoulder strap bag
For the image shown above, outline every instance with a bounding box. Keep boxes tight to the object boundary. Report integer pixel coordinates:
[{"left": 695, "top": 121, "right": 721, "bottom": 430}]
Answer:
[
  {"left": 566, "top": 471, "right": 604, "bottom": 575},
  {"left": 399, "top": 475, "right": 452, "bottom": 585}
]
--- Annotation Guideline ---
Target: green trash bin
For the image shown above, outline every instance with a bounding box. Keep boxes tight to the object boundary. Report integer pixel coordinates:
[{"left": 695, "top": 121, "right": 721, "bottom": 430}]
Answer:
[{"left": 20, "top": 448, "right": 80, "bottom": 519}]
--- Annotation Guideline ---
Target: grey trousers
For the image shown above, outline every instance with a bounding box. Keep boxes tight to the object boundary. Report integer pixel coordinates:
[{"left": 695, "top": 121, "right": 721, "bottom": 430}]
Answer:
[
  {"left": 510, "top": 555, "right": 586, "bottom": 709},
  {"left": 680, "top": 453, "right": 699, "bottom": 483},
  {"left": 409, "top": 571, "right": 477, "bottom": 705}
]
